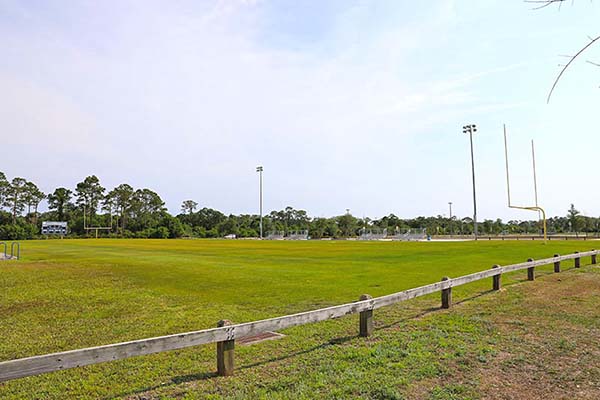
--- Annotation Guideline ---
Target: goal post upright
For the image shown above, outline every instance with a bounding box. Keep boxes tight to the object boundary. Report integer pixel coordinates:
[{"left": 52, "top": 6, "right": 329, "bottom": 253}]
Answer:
[{"left": 531, "top": 139, "right": 541, "bottom": 221}]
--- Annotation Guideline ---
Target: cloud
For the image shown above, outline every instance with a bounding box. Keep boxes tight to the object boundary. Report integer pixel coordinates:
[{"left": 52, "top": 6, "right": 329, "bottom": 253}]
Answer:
[
  {"left": 3, "top": 0, "right": 597, "bottom": 218},
  {"left": 0, "top": 74, "right": 98, "bottom": 151},
  {"left": 0, "top": 0, "right": 506, "bottom": 215}
]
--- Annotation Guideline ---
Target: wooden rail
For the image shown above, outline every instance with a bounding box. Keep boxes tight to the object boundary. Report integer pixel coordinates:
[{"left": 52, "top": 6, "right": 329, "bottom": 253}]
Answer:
[
  {"left": 0, "top": 249, "right": 598, "bottom": 383},
  {"left": 432, "top": 235, "right": 596, "bottom": 241}
]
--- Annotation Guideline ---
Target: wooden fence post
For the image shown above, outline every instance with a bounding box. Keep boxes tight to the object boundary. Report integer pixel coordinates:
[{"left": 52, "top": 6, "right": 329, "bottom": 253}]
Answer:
[
  {"left": 492, "top": 265, "right": 501, "bottom": 291},
  {"left": 359, "top": 294, "right": 373, "bottom": 337},
  {"left": 592, "top": 250, "right": 597, "bottom": 265},
  {"left": 554, "top": 254, "right": 561, "bottom": 273},
  {"left": 441, "top": 277, "right": 452, "bottom": 309},
  {"left": 216, "top": 320, "right": 235, "bottom": 376},
  {"left": 527, "top": 258, "right": 535, "bottom": 281},
  {"left": 575, "top": 251, "right": 581, "bottom": 268}
]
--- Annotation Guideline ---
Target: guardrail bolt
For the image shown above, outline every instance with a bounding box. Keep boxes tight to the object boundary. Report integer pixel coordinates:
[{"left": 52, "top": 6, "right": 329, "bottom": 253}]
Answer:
[
  {"left": 527, "top": 258, "right": 535, "bottom": 281},
  {"left": 492, "top": 265, "right": 501, "bottom": 291},
  {"left": 575, "top": 251, "right": 581, "bottom": 268},
  {"left": 441, "top": 277, "right": 452, "bottom": 309},
  {"left": 592, "top": 250, "right": 597, "bottom": 265},
  {"left": 359, "top": 294, "right": 373, "bottom": 337},
  {"left": 216, "top": 319, "right": 235, "bottom": 376},
  {"left": 554, "top": 254, "right": 561, "bottom": 273}
]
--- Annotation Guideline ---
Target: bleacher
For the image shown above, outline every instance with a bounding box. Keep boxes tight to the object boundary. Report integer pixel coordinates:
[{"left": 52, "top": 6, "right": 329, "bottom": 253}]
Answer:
[
  {"left": 286, "top": 230, "right": 309, "bottom": 240},
  {"left": 358, "top": 228, "right": 388, "bottom": 241}
]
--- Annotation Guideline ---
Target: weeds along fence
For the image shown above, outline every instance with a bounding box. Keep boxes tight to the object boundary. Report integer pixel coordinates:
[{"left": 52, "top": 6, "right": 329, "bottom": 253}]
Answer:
[{"left": 0, "top": 249, "right": 598, "bottom": 382}]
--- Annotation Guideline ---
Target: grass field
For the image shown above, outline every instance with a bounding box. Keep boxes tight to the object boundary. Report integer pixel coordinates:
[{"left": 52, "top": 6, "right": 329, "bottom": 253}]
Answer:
[{"left": 1, "top": 239, "right": 599, "bottom": 399}]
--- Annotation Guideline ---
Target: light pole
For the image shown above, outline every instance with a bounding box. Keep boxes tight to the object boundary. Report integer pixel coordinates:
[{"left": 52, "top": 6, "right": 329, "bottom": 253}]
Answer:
[
  {"left": 256, "top": 166, "right": 263, "bottom": 239},
  {"left": 463, "top": 124, "right": 478, "bottom": 239},
  {"left": 448, "top": 202, "right": 453, "bottom": 236}
]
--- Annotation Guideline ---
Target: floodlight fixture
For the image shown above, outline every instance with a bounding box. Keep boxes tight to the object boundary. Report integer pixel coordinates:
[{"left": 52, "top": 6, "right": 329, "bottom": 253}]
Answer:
[{"left": 462, "top": 124, "right": 477, "bottom": 134}]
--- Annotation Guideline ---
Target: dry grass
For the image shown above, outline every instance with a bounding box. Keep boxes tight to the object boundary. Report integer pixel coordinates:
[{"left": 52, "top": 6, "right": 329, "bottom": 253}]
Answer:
[{"left": 474, "top": 269, "right": 600, "bottom": 400}]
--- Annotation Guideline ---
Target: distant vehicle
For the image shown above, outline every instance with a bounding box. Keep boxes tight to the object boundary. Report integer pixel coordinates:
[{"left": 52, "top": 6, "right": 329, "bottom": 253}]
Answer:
[
  {"left": 224, "top": 234, "right": 236, "bottom": 239},
  {"left": 41, "top": 221, "right": 68, "bottom": 236}
]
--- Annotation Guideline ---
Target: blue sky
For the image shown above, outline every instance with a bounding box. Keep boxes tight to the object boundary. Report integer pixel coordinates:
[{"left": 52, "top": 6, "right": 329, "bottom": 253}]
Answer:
[{"left": 1, "top": 0, "right": 599, "bottom": 219}]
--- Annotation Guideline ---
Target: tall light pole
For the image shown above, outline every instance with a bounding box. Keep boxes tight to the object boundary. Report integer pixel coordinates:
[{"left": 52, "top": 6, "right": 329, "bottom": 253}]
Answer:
[
  {"left": 448, "top": 201, "right": 453, "bottom": 236},
  {"left": 463, "top": 124, "right": 478, "bottom": 239},
  {"left": 256, "top": 166, "right": 263, "bottom": 239}
]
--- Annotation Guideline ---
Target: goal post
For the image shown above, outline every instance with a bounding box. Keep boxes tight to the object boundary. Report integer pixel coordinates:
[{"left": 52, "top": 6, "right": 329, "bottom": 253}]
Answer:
[
  {"left": 503, "top": 124, "right": 547, "bottom": 242},
  {"left": 83, "top": 204, "right": 113, "bottom": 238}
]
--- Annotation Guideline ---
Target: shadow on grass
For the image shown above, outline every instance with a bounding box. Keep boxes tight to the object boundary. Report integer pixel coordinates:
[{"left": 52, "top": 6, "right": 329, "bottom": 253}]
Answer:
[
  {"left": 375, "top": 289, "right": 496, "bottom": 331},
  {"left": 374, "top": 266, "right": 583, "bottom": 331},
  {"left": 240, "top": 333, "right": 357, "bottom": 371}
]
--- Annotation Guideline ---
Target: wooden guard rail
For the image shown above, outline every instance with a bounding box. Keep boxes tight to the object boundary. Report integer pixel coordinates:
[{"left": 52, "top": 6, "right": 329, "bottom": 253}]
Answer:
[{"left": 0, "top": 249, "right": 598, "bottom": 382}]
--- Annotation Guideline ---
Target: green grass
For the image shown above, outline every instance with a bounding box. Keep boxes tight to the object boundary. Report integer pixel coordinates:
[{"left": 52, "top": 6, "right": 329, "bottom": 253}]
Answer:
[{"left": 0, "top": 239, "right": 598, "bottom": 399}]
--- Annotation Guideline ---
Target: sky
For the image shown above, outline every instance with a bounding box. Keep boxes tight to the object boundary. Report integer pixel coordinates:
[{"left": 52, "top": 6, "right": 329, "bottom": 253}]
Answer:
[{"left": 1, "top": 0, "right": 599, "bottom": 220}]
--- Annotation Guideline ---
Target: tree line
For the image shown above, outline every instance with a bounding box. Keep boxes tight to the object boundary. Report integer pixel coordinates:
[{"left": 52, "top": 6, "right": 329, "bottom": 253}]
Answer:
[
  {"left": 0, "top": 172, "right": 597, "bottom": 240},
  {"left": 0, "top": 173, "right": 181, "bottom": 240}
]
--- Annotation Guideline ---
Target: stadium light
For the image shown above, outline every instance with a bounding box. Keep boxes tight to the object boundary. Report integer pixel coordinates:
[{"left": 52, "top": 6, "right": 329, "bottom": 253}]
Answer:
[
  {"left": 256, "top": 166, "right": 263, "bottom": 239},
  {"left": 462, "top": 124, "right": 478, "bottom": 239}
]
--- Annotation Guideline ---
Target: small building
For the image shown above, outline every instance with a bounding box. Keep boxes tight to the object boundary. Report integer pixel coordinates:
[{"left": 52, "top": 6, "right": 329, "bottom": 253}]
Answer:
[{"left": 42, "top": 221, "right": 68, "bottom": 236}]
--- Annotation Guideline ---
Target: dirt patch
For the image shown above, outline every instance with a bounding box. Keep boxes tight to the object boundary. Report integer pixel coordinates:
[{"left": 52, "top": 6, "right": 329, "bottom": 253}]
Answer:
[
  {"left": 237, "top": 331, "right": 285, "bottom": 346},
  {"left": 474, "top": 269, "right": 600, "bottom": 400}
]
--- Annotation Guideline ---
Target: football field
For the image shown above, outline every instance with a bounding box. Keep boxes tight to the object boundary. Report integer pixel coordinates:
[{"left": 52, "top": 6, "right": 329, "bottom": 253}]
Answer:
[{"left": 0, "top": 239, "right": 597, "bottom": 399}]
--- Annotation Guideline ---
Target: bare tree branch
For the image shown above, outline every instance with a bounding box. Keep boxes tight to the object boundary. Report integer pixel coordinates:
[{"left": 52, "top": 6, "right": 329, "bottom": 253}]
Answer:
[
  {"left": 527, "top": 0, "right": 599, "bottom": 102},
  {"left": 524, "top": 0, "right": 567, "bottom": 10},
  {"left": 547, "top": 35, "right": 600, "bottom": 102}
]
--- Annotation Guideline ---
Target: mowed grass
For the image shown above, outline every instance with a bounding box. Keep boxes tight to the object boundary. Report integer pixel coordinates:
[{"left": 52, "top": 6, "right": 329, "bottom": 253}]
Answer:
[{"left": 0, "top": 239, "right": 598, "bottom": 399}]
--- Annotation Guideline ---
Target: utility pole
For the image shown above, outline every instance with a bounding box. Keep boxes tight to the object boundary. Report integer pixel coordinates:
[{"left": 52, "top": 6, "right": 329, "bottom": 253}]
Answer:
[
  {"left": 256, "top": 166, "right": 263, "bottom": 239},
  {"left": 463, "top": 124, "right": 478, "bottom": 239},
  {"left": 448, "top": 201, "right": 453, "bottom": 236}
]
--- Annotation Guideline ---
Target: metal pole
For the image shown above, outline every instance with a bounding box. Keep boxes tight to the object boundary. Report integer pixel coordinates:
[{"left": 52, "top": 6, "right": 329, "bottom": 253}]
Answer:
[
  {"left": 260, "top": 170, "right": 263, "bottom": 239},
  {"left": 256, "top": 166, "right": 263, "bottom": 239},
  {"left": 468, "top": 130, "right": 478, "bottom": 239},
  {"left": 448, "top": 202, "right": 453, "bottom": 236}
]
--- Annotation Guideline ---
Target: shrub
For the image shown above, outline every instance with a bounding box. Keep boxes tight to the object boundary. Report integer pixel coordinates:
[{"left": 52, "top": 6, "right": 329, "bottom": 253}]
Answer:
[
  {"left": 0, "top": 224, "right": 27, "bottom": 240},
  {"left": 150, "top": 227, "right": 169, "bottom": 239}
]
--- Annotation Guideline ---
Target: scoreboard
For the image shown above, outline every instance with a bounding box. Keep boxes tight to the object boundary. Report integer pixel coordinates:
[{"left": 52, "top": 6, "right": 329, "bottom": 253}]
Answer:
[{"left": 41, "top": 221, "right": 68, "bottom": 236}]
